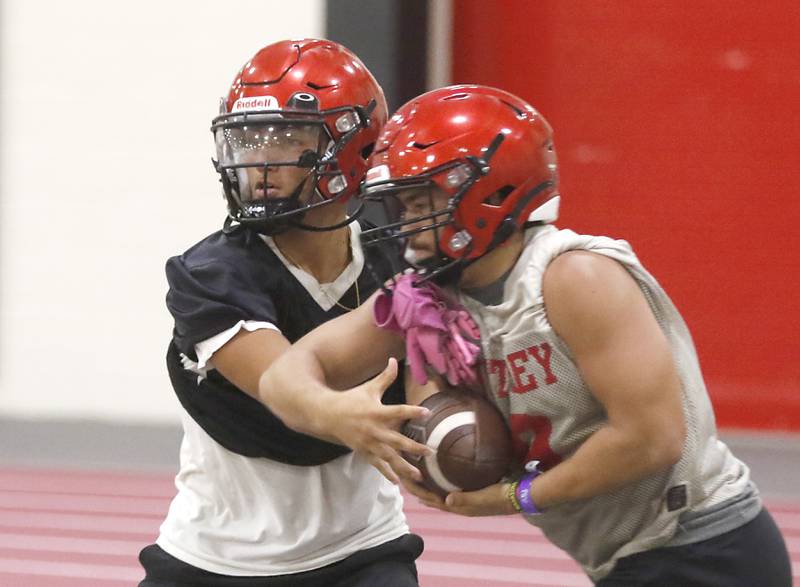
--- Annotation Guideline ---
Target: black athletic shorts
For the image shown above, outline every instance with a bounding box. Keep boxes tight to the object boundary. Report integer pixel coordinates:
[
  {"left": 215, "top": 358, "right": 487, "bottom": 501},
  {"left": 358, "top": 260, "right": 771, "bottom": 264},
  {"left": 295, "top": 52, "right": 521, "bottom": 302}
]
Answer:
[
  {"left": 138, "top": 533, "right": 424, "bottom": 587},
  {"left": 597, "top": 507, "right": 792, "bottom": 586}
]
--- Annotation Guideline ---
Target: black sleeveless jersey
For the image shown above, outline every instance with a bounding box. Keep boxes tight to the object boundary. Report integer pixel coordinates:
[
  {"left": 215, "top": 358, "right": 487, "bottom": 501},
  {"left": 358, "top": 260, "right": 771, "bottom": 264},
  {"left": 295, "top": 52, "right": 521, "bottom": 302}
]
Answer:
[{"left": 164, "top": 222, "right": 403, "bottom": 465}]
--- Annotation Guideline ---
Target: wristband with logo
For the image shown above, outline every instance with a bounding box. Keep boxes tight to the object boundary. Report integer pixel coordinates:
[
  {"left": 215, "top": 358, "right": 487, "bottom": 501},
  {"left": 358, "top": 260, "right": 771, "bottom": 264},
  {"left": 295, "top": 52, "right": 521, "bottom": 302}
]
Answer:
[{"left": 515, "top": 471, "right": 541, "bottom": 515}]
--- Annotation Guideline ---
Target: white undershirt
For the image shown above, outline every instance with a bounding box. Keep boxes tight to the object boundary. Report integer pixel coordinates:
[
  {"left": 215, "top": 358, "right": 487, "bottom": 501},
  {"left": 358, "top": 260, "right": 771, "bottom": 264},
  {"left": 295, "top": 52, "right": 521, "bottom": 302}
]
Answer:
[
  {"left": 157, "top": 409, "right": 408, "bottom": 576},
  {"left": 158, "top": 220, "right": 408, "bottom": 575}
]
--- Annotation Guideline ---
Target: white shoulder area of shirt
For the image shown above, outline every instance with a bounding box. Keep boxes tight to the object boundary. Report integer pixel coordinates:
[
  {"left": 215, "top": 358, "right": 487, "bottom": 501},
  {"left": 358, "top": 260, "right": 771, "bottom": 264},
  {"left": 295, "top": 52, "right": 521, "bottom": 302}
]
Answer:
[
  {"left": 182, "top": 320, "right": 281, "bottom": 377},
  {"left": 523, "top": 226, "right": 637, "bottom": 278}
]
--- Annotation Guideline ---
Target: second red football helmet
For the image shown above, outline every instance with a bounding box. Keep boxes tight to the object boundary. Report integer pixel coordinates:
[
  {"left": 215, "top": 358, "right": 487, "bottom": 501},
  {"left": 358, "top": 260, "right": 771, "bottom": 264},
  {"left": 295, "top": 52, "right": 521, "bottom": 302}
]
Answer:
[{"left": 360, "top": 84, "right": 559, "bottom": 280}]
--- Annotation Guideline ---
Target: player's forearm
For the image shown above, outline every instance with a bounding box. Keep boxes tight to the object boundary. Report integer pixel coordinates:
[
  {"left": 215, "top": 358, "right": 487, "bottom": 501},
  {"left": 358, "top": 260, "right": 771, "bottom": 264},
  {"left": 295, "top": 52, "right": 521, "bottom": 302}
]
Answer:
[
  {"left": 530, "top": 422, "right": 683, "bottom": 509},
  {"left": 258, "top": 348, "right": 340, "bottom": 441}
]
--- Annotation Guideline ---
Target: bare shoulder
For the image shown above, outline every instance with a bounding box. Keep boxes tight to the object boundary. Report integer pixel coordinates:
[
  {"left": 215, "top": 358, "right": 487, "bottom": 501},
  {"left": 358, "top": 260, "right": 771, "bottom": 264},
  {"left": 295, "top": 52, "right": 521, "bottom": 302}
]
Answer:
[
  {"left": 543, "top": 250, "right": 637, "bottom": 307},
  {"left": 542, "top": 250, "right": 645, "bottom": 343}
]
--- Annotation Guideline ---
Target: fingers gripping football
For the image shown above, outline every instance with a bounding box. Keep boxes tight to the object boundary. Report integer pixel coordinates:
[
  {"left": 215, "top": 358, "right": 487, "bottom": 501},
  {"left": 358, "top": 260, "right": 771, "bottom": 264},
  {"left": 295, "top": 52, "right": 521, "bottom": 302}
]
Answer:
[{"left": 328, "top": 358, "right": 431, "bottom": 483}]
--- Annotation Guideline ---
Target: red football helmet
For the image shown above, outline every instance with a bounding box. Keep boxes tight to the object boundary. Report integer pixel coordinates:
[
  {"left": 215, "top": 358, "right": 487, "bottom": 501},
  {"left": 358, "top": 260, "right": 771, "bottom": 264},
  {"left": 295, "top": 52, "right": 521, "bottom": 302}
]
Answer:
[
  {"left": 211, "top": 39, "right": 387, "bottom": 234},
  {"left": 360, "top": 84, "right": 559, "bottom": 280}
]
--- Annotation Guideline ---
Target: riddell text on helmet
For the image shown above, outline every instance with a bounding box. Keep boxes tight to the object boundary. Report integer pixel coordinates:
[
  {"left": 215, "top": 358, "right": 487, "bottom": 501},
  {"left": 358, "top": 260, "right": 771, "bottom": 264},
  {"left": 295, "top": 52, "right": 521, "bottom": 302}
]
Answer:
[{"left": 232, "top": 96, "right": 279, "bottom": 112}]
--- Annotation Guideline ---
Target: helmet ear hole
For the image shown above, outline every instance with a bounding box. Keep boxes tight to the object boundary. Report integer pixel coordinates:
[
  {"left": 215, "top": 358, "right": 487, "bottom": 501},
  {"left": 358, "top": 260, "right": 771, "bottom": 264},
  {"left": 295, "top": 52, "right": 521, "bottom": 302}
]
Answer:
[
  {"left": 482, "top": 185, "right": 514, "bottom": 206},
  {"left": 361, "top": 142, "right": 376, "bottom": 161}
]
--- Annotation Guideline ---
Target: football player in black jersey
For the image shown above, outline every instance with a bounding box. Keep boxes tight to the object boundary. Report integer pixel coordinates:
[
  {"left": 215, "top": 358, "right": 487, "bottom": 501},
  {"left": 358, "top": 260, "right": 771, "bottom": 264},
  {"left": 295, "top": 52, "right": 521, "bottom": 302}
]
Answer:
[{"left": 137, "top": 39, "right": 429, "bottom": 587}]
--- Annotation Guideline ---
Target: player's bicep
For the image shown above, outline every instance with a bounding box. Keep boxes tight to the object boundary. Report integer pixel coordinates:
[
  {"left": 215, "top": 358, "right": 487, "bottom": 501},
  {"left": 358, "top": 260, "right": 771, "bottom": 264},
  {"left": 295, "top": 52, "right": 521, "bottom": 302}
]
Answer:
[
  {"left": 544, "top": 252, "right": 684, "bottom": 438},
  {"left": 211, "top": 328, "right": 291, "bottom": 399},
  {"left": 293, "top": 292, "right": 406, "bottom": 390}
]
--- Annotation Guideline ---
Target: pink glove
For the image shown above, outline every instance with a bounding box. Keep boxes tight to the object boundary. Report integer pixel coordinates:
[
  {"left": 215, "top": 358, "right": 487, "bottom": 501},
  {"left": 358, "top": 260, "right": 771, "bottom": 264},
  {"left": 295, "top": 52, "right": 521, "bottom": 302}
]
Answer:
[{"left": 374, "top": 274, "right": 481, "bottom": 386}]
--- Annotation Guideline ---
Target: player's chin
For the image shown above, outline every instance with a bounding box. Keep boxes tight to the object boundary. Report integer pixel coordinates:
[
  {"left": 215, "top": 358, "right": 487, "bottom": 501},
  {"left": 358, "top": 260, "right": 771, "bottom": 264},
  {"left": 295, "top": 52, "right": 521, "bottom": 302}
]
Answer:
[{"left": 405, "top": 248, "right": 436, "bottom": 267}]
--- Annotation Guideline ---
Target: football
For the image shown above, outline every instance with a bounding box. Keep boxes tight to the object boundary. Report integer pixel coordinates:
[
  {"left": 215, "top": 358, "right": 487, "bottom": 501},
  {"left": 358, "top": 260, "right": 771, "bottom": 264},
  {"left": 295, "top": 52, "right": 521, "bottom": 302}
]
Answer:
[{"left": 402, "top": 390, "right": 512, "bottom": 497}]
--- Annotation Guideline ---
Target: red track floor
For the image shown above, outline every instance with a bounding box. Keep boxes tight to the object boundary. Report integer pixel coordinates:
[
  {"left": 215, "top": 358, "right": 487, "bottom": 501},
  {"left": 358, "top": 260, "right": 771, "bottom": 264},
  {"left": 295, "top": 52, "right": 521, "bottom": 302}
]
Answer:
[{"left": 1, "top": 467, "right": 797, "bottom": 586}]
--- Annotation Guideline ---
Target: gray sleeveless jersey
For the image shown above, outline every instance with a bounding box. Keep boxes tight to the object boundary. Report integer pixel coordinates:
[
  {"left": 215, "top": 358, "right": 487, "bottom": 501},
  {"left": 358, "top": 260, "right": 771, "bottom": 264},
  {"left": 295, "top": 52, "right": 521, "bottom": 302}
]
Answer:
[{"left": 457, "top": 225, "right": 754, "bottom": 581}]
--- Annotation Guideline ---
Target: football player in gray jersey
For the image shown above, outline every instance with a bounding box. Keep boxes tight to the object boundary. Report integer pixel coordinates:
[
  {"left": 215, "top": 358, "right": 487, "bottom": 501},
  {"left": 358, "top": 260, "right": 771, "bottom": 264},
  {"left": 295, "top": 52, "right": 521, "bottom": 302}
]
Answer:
[{"left": 261, "top": 84, "right": 792, "bottom": 585}]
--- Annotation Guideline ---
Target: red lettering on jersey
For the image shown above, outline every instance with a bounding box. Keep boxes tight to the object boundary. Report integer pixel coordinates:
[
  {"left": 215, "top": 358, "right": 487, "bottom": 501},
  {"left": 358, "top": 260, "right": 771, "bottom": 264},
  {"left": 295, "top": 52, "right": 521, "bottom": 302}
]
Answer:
[
  {"left": 509, "top": 414, "right": 563, "bottom": 471},
  {"left": 507, "top": 350, "right": 538, "bottom": 393},
  {"left": 527, "top": 343, "right": 558, "bottom": 385},
  {"left": 486, "top": 359, "right": 508, "bottom": 398}
]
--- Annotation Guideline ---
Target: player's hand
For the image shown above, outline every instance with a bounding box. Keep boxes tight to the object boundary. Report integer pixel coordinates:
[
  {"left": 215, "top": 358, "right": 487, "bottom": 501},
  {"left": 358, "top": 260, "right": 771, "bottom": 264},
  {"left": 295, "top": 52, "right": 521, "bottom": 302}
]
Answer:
[
  {"left": 325, "top": 358, "right": 432, "bottom": 484},
  {"left": 399, "top": 477, "right": 447, "bottom": 510},
  {"left": 440, "top": 482, "right": 518, "bottom": 517}
]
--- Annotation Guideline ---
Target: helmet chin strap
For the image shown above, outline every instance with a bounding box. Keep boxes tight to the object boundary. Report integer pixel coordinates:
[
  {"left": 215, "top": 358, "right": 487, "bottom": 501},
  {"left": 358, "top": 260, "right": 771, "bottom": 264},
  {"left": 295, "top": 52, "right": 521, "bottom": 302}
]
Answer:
[
  {"left": 247, "top": 179, "right": 308, "bottom": 235},
  {"left": 290, "top": 194, "right": 364, "bottom": 232},
  {"left": 223, "top": 173, "right": 309, "bottom": 236},
  {"left": 228, "top": 175, "right": 361, "bottom": 235}
]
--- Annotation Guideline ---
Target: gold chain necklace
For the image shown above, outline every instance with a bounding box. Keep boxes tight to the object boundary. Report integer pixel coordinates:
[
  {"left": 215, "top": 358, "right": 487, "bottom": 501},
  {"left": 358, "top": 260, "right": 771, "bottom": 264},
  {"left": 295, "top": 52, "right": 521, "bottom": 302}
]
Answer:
[
  {"left": 278, "top": 229, "right": 361, "bottom": 312},
  {"left": 326, "top": 275, "right": 360, "bottom": 312}
]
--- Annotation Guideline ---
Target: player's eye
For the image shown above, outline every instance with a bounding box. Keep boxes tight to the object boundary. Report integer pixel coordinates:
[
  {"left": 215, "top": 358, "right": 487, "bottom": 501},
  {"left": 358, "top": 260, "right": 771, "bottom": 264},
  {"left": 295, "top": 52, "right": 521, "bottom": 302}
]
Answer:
[
  {"left": 382, "top": 195, "right": 406, "bottom": 222},
  {"left": 403, "top": 193, "right": 433, "bottom": 216}
]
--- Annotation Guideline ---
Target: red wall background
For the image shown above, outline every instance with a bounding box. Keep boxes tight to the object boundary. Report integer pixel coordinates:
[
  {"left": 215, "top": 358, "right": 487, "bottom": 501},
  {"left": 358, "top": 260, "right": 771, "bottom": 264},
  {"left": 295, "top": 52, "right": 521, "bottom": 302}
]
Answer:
[{"left": 452, "top": 0, "right": 800, "bottom": 431}]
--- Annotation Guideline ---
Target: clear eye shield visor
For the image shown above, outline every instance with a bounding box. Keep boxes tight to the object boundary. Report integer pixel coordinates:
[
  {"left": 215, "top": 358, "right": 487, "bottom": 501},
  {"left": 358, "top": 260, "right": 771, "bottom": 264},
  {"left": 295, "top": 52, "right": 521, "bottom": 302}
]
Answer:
[
  {"left": 213, "top": 113, "right": 327, "bottom": 210},
  {"left": 211, "top": 101, "right": 380, "bottom": 234}
]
